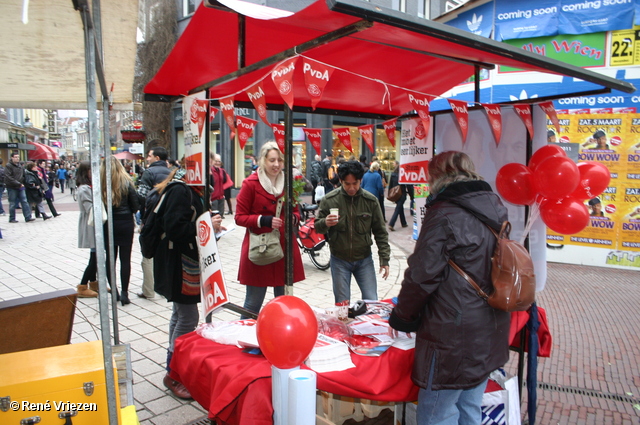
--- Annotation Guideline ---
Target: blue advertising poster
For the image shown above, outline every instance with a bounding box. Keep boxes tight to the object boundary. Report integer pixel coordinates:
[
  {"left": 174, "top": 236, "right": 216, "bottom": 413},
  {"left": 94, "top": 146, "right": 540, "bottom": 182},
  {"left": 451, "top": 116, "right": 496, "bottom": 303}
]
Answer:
[
  {"left": 636, "top": 0, "right": 640, "bottom": 26},
  {"left": 558, "top": 0, "right": 635, "bottom": 35},
  {"left": 495, "top": 0, "right": 560, "bottom": 40},
  {"left": 445, "top": 2, "right": 494, "bottom": 38}
]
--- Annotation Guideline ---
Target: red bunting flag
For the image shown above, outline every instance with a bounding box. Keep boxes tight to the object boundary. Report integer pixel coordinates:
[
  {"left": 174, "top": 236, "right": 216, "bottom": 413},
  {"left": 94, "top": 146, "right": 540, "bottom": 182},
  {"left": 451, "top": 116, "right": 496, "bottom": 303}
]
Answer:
[
  {"left": 271, "top": 124, "right": 286, "bottom": 153},
  {"left": 514, "top": 104, "right": 534, "bottom": 140},
  {"left": 236, "top": 116, "right": 257, "bottom": 150},
  {"left": 271, "top": 57, "right": 298, "bottom": 110},
  {"left": 408, "top": 92, "right": 435, "bottom": 132},
  {"left": 358, "top": 124, "right": 375, "bottom": 153},
  {"left": 447, "top": 99, "right": 469, "bottom": 144},
  {"left": 538, "top": 101, "right": 560, "bottom": 135},
  {"left": 246, "top": 81, "right": 270, "bottom": 125},
  {"left": 303, "top": 128, "right": 322, "bottom": 156},
  {"left": 209, "top": 106, "right": 219, "bottom": 124},
  {"left": 482, "top": 103, "right": 502, "bottom": 146},
  {"left": 383, "top": 118, "right": 397, "bottom": 147},
  {"left": 302, "top": 58, "right": 334, "bottom": 110},
  {"left": 190, "top": 98, "right": 209, "bottom": 140},
  {"left": 332, "top": 128, "right": 353, "bottom": 153},
  {"left": 219, "top": 96, "right": 236, "bottom": 133}
]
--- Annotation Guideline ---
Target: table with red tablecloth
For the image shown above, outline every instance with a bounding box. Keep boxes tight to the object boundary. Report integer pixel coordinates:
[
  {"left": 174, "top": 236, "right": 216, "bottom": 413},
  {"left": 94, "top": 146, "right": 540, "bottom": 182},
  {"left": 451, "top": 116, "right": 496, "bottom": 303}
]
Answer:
[{"left": 170, "top": 308, "right": 551, "bottom": 425}]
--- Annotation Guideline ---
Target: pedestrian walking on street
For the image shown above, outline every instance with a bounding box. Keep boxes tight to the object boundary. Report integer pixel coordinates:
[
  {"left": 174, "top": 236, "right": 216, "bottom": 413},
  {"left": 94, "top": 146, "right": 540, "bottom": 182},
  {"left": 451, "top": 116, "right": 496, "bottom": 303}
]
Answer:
[
  {"left": 76, "top": 161, "right": 99, "bottom": 298},
  {"left": 37, "top": 160, "right": 61, "bottom": 218},
  {"left": 57, "top": 164, "right": 68, "bottom": 193},
  {"left": 387, "top": 162, "right": 408, "bottom": 231},
  {"left": 389, "top": 151, "right": 510, "bottom": 425},
  {"left": 0, "top": 158, "right": 6, "bottom": 216},
  {"left": 24, "top": 162, "right": 51, "bottom": 220},
  {"left": 4, "top": 152, "right": 35, "bottom": 223},
  {"left": 101, "top": 156, "right": 139, "bottom": 306}
]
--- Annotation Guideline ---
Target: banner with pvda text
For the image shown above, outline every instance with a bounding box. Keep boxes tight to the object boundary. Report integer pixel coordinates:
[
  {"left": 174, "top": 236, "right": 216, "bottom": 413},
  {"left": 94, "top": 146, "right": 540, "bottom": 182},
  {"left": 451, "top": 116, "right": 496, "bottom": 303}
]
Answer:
[
  {"left": 399, "top": 117, "right": 433, "bottom": 185},
  {"left": 182, "top": 92, "right": 207, "bottom": 186},
  {"left": 196, "top": 213, "right": 230, "bottom": 317}
]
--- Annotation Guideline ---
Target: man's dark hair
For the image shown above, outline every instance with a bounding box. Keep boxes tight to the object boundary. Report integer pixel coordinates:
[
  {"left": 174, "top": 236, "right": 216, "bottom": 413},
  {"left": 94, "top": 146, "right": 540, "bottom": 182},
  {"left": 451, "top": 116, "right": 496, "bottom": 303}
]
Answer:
[
  {"left": 149, "top": 146, "right": 168, "bottom": 161},
  {"left": 338, "top": 160, "right": 365, "bottom": 181},
  {"left": 37, "top": 159, "right": 46, "bottom": 166},
  {"left": 588, "top": 197, "right": 601, "bottom": 206},
  {"left": 593, "top": 130, "right": 606, "bottom": 139},
  {"left": 547, "top": 130, "right": 556, "bottom": 138}
]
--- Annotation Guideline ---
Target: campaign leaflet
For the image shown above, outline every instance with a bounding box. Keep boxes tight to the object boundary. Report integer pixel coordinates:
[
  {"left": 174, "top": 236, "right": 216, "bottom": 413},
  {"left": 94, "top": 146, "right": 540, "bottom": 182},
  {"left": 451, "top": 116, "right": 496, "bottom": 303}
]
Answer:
[
  {"left": 196, "top": 212, "right": 230, "bottom": 317},
  {"left": 182, "top": 92, "right": 207, "bottom": 186},
  {"left": 399, "top": 117, "right": 433, "bottom": 185}
]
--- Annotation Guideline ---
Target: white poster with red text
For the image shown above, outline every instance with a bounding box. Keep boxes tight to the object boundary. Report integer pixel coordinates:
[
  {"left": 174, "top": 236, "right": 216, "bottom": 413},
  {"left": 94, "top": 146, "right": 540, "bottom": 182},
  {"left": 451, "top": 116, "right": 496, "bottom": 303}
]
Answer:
[
  {"left": 399, "top": 117, "right": 432, "bottom": 184},
  {"left": 182, "top": 92, "right": 207, "bottom": 186},
  {"left": 196, "top": 212, "right": 230, "bottom": 317}
]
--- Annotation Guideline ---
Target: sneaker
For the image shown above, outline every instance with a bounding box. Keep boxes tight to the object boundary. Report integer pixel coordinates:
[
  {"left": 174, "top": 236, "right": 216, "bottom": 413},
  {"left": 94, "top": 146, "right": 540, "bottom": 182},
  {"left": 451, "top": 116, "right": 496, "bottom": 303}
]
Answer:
[
  {"left": 0, "top": 213, "right": 5, "bottom": 216},
  {"left": 163, "top": 374, "right": 192, "bottom": 399}
]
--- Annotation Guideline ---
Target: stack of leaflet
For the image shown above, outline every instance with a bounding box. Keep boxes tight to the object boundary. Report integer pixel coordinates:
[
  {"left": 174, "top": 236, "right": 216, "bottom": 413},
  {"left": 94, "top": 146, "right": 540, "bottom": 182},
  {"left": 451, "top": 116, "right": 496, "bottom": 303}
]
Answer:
[{"left": 304, "top": 333, "right": 355, "bottom": 373}]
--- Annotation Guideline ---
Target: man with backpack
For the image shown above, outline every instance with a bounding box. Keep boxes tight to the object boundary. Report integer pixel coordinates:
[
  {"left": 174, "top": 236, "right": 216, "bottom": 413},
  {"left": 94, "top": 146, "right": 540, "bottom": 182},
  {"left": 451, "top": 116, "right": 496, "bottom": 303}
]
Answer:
[
  {"left": 136, "top": 146, "right": 171, "bottom": 300},
  {"left": 321, "top": 152, "right": 337, "bottom": 193}
]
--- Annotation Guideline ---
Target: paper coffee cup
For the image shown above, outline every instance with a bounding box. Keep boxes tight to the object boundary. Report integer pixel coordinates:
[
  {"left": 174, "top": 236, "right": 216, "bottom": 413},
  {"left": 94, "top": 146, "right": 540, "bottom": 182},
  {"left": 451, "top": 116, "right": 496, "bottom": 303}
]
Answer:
[{"left": 330, "top": 208, "right": 339, "bottom": 216}]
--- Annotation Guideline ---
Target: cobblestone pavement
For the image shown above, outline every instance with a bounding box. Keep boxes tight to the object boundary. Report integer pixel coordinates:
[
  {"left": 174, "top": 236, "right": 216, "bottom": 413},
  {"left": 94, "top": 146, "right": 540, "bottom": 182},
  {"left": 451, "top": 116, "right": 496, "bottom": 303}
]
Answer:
[{"left": 0, "top": 191, "right": 638, "bottom": 424}]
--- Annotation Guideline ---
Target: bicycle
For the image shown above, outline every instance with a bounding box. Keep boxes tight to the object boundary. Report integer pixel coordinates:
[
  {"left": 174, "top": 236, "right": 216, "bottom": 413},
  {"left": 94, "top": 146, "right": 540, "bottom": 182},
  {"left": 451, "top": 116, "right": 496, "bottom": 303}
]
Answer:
[{"left": 297, "top": 203, "right": 330, "bottom": 270}]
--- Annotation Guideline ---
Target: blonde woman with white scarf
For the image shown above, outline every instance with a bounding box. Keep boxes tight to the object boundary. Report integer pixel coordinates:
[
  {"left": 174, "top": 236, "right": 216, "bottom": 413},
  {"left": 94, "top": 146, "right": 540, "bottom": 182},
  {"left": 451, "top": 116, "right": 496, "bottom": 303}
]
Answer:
[{"left": 235, "top": 142, "right": 305, "bottom": 317}]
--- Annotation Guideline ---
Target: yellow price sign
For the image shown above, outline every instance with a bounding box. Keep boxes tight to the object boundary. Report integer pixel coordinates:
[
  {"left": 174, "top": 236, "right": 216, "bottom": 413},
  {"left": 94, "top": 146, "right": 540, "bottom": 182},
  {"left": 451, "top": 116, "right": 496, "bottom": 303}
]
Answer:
[{"left": 610, "top": 29, "right": 635, "bottom": 66}]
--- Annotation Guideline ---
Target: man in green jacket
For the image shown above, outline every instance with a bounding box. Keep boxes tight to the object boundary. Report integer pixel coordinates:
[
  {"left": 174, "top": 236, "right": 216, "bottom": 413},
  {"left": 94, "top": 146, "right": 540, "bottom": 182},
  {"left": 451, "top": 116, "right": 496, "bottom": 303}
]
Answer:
[{"left": 315, "top": 160, "right": 390, "bottom": 304}]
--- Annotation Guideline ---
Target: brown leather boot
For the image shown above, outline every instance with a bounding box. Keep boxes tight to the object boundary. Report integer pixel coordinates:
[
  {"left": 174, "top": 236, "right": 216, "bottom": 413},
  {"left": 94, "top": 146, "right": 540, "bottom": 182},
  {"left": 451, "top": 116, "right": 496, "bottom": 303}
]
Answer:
[
  {"left": 77, "top": 284, "right": 98, "bottom": 298},
  {"left": 88, "top": 281, "right": 111, "bottom": 293}
]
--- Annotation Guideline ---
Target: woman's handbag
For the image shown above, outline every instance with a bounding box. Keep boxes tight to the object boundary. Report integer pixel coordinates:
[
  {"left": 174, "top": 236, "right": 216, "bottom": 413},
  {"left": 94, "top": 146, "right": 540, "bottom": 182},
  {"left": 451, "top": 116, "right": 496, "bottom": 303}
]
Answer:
[
  {"left": 248, "top": 197, "right": 285, "bottom": 265},
  {"left": 387, "top": 185, "right": 402, "bottom": 203}
]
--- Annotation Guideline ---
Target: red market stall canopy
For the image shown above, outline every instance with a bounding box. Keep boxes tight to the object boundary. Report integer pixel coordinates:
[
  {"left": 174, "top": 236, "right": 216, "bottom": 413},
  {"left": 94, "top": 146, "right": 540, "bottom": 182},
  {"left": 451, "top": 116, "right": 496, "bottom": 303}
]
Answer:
[
  {"left": 113, "top": 151, "right": 143, "bottom": 161},
  {"left": 144, "top": 0, "right": 635, "bottom": 117},
  {"left": 27, "top": 141, "right": 59, "bottom": 161}
]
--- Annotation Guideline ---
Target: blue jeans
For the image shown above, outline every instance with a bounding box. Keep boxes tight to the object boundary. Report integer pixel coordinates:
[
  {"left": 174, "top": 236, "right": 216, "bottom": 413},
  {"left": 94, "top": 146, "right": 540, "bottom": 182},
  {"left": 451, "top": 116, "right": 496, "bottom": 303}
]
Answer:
[
  {"left": 7, "top": 188, "right": 32, "bottom": 221},
  {"left": 330, "top": 254, "right": 377, "bottom": 303},
  {"left": 417, "top": 358, "right": 488, "bottom": 425},
  {"left": 242, "top": 285, "right": 285, "bottom": 319},
  {"left": 168, "top": 302, "right": 199, "bottom": 353},
  {"left": 0, "top": 185, "right": 5, "bottom": 214}
]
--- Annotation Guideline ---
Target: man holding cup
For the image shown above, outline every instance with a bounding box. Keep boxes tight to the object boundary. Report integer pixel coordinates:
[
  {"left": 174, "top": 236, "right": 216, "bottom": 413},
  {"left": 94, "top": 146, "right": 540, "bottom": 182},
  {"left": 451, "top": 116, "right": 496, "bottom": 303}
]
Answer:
[{"left": 315, "top": 161, "right": 390, "bottom": 306}]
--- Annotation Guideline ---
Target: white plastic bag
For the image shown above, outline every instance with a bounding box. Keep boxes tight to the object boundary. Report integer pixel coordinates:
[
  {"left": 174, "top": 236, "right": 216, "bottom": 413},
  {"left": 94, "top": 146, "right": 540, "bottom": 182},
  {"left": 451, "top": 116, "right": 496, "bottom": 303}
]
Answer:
[
  {"left": 315, "top": 185, "right": 325, "bottom": 202},
  {"left": 481, "top": 369, "right": 521, "bottom": 425}
]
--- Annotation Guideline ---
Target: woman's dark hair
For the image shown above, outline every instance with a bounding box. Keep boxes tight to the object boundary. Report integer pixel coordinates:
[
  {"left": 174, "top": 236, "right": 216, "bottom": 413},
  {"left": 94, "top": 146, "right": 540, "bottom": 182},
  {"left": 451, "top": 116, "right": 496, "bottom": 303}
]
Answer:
[
  {"left": 25, "top": 161, "right": 36, "bottom": 171},
  {"left": 337, "top": 160, "right": 365, "bottom": 181},
  {"left": 593, "top": 130, "right": 606, "bottom": 139},
  {"left": 76, "top": 161, "right": 92, "bottom": 186}
]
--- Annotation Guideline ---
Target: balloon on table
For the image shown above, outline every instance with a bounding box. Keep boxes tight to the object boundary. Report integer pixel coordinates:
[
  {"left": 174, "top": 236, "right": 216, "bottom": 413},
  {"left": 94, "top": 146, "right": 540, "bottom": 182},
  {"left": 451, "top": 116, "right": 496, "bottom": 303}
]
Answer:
[
  {"left": 568, "top": 161, "right": 611, "bottom": 200},
  {"left": 539, "top": 197, "right": 590, "bottom": 235},
  {"left": 533, "top": 156, "right": 580, "bottom": 199},
  {"left": 496, "top": 163, "right": 537, "bottom": 205},
  {"left": 256, "top": 296, "right": 318, "bottom": 369},
  {"left": 528, "top": 144, "right": 567, "bottom": 172}
]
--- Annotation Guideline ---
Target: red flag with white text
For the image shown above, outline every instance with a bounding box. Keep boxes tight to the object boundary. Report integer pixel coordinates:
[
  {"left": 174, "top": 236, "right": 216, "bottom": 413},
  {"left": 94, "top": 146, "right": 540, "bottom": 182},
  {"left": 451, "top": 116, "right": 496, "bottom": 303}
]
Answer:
[
  {"left": 358, "top": 124, "right": 374, "bottom": 153},
  {"left": 482, "top": 103, "right": 502, "bottom": 146},
  {"left": 383, "top": 118, "right": 397, "bottom": 147},
  {"left": 332, "top": 128, "right": 353, "bottom": 153},
  {"left": 514, "top": 104, "right": 534, "bottom": 140},
  {"left": 271, "top": 57, "right": 298, "bottom": 110},
  {"left": 271, "top": 124, "right": 286, "bottom": 153},
  {"left": 219, "top": 96, "right": 236, "bottom": 133},
  {"left": 408, "top": 92, "right": 434, "bottom": 132},
  {"left": 209, "top": 106, "right": 219, "bottom": 124},
  {"left": 236, "top": 116, "right": 257, "bottom": 150},
  {"left": 303, "top": 58, "right": 334, "bottom": 110},
  {"left": 246, "top": 81, "right": 269, "bottom": 125},
  {"left": 303, "top": 128, "right": 322, "bottom": 156},
  {"left": 448, "top": 99, "right": 469, "bottom": 144},
  {"left": 538, "top": 101, "right": 560, "bottom": 135}
]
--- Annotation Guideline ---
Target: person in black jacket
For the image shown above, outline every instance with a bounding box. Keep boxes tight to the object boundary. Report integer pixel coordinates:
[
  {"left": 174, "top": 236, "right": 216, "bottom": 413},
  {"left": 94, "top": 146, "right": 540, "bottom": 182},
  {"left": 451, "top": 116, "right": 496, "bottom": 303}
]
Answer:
[
  {"left": 4, "top": 152, "right": 35, "bottom": 223},
  {"left": 387, "top": 162, "right": 407, "bottom": 231},
  {"left": 101, "top": 157, "right": 140, "bottom": 306},
  {"left": 389, "top": 151, "right": 510, "bottom": 425},
  {"left": 24, "top": 162, "right": 51, "bottom": 220}
]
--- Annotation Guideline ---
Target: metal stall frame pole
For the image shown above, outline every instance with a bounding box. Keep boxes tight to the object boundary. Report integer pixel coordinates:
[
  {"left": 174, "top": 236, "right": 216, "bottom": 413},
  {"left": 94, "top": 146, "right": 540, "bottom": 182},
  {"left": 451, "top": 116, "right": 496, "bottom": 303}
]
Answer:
[
  {"left": 284, "top": 104, "right": 294, "bottom": 293},
  {"left": 77, "top": 1, "right": 119, "bottom": 423}
]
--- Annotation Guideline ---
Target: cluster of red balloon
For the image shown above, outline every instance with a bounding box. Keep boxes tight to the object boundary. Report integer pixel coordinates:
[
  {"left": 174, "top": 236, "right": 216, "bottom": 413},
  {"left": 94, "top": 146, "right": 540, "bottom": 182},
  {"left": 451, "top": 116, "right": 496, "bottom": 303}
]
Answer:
[
  {"left": 495, "top": 145, "right": 610, "bottom": 235},
  {"left": 256, "top": 296, "right": 318, "bottom": 369}
]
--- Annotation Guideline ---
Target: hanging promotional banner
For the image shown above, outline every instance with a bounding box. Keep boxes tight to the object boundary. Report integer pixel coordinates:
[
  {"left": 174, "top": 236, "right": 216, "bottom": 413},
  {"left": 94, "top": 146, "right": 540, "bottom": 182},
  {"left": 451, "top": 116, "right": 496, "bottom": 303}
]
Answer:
[
  {"left": 302, "top": 58, "right": 334, "bottom": 110},
  {"left": 219, "top": 96, "right": 236, "bottom": 133},
  {"left": 196, "top": 212, "right": 230, "bottom": 317},
  {"left": 209, "top": 106, "right": 219, "bottom": 124},
  {"left": 538, "top": 101, "right": 560, "bottom": 134},
  {"left": 514, "top": 104, "right": 535, "bottom": 139},
  {"left": 182, "top": 92, "right": 207, "bottom": 186},
  {"left": 332, "top": 127, "right": 353, "bottom": 153},
  {"left": 271, "top": 57, "right": 298, "bottom": 110},
  {"left": 358, "top": 124, "right": 374, "bottom": 153},
  {"left": 303, "top": 128, "right": 322, "bottom": 155},
  {"left": 271, "top": 123, "right": 286, "bottom": 153},
  {"left": 408, "top": 92, "right": 434, "bottom": 133},
  {"left": 448, "top": 99, "right": 469, "bottom": 144},
  {"left": 383, "top": 118, "right": 398, "bottom": 147},
  {"left": 399, "top": 117, "right": 432, "bottom": 184},
  {"left": 236, "top": 116, "right": 258, "bottom": 150},
  {"left": 482, "top": 103, "right": 503, "bottom": 146},
  {"left": 246, "top": 81, "right": 270, "bottom": 125},
  {"left": 495, "top": 0, "right": 559, "bottom": 40},
  {"left": 444, "top": 1, "right": 494, "bottom": 37},
  {"left": 558, "top": 0, "right": 634, "bottom": 35}
]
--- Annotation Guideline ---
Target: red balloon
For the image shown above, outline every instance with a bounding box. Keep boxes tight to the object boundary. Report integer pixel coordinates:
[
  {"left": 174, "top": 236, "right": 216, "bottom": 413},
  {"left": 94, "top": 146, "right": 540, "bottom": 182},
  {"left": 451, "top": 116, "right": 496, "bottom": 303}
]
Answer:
[
  {"left": 496, "top": 163, "right": 537, "bottom": 205},
  {"left": 568, "top": 161, "right": 611, "bottom": 200},
  {"left": 540, "top": 197, "right": 590, "bottom": 234},
  {"left": 256, "top": 296, "right": 318, "bottom": 369},
  {"left": 528, "top": 144, "right": 567, "bottom": 171},
  {"left": 533, "top": 156, "right": 580, "bottom": 199}
]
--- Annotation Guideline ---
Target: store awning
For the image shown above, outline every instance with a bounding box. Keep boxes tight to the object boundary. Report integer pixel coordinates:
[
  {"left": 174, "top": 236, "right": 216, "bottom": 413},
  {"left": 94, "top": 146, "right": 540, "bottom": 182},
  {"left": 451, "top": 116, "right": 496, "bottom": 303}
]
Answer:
[
  {"left": 0, "top": 0, "right": 138, "bottom": 109},
  {"left": 27, "top": 141, "right": 59, "bottom": 161},
  {"left": 144, "top": 0, "right": 635, "bottom": 118}
]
